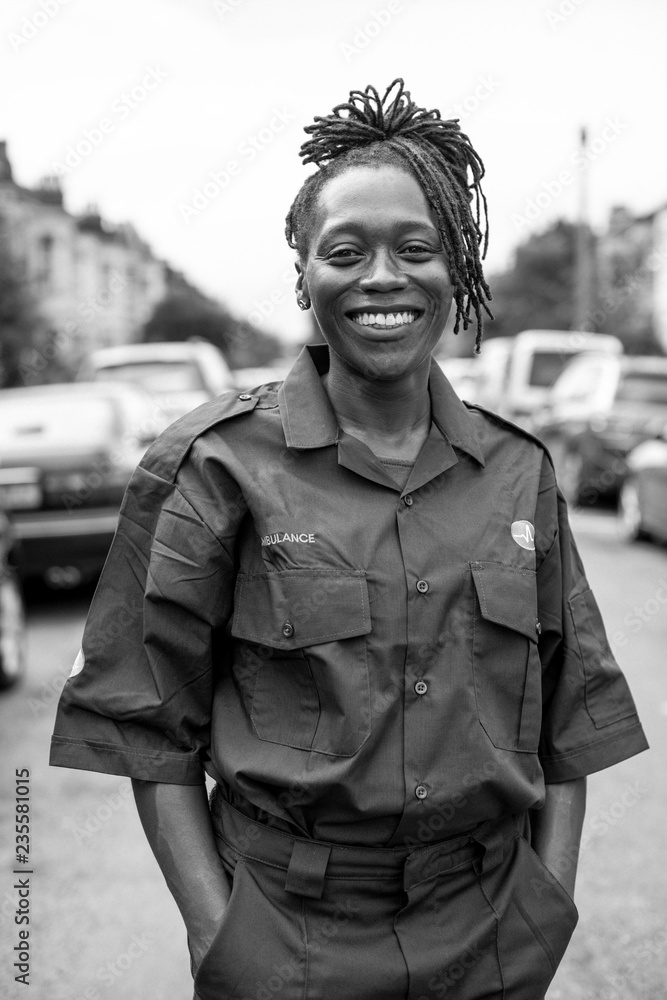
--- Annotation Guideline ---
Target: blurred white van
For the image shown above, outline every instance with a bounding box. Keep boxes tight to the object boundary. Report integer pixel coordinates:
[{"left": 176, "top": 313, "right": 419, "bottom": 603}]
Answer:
[{"left": 475, "top": 330, "right": 623, "bottom": 425}]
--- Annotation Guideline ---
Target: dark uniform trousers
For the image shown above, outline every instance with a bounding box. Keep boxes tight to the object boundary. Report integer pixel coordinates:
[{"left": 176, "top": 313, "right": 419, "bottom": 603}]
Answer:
[{"left": 193, "top": 791, "right": 578, "bottom": 1000}]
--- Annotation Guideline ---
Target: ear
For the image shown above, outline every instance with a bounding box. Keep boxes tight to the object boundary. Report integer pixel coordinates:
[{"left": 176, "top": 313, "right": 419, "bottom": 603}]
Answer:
[{"left": 295, "top": 260, "right": 308, "bottom": 296}]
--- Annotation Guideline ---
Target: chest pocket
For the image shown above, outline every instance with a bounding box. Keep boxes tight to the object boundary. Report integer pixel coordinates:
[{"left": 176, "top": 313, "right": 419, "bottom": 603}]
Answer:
[
  {"left": 470, "top": 561, "right": 542, "bottom": 753},
  {"left": 231, "top": 569, "right": 371, "bottom": 756}
]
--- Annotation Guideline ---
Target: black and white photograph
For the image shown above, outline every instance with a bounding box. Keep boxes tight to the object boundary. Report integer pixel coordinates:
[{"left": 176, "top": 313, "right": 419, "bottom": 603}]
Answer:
[{"left": 0, "top": 2, "right": 665, "bottom": 998}]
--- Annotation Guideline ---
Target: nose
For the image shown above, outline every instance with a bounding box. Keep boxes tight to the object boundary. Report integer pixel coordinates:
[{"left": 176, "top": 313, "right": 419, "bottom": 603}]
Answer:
[{"left": 358, "top": 251, "right": 409, "bottom": 293}]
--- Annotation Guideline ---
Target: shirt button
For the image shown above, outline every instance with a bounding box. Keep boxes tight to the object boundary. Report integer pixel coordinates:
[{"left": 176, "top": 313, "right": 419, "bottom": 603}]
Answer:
[
  {"left": 282, "top": 620, "right": 294, "bottom": 638},
  {"left": 403, "top": 494, "right": 413, "bottom": 507},
  {"left": 414, "top": 679, "right": 428, "bottom": 696},
  {"left": 238, "top": 393, "right": 252, "bottom": 401},
  {"left": 415, "top": 784, "right": 428, "bottom": 800},
  {"left": 416, "top": 579, "right": 429, "bottom": 594}
]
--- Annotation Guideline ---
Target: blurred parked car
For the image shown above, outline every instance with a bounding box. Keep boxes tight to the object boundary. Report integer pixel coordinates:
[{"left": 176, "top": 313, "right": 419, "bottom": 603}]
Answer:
[
  {"left": 0, "top": 511, "right": 26, "bottom": 690},
  {"left": 617, "top": 427, "right": 667, "bottom": 543},
  {"left": 0, "top": 382, "right": 161, "bottom": 588},
  {"left": 435, "top": 357, "right": 480, "bottom": 401},
  {"left": 475, "top": 330, "right": 623, "bottom": 426},
  {"left": 534, "top": 354, "right": 667, "bottom": 505},
  {"left": 233, "top": 360, "right": 295, "bottom": 391},
  {"left": 79, "top": 340, "right": 235, "bottom": 425}
]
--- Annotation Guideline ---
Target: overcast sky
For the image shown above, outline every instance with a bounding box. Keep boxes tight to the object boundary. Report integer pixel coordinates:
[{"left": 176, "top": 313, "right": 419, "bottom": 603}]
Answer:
[{"left": 1, "top": 0, "right": 665, "bottom": 346}]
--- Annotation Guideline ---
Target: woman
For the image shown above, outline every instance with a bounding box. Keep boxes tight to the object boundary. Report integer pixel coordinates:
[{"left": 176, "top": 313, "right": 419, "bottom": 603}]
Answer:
[{"left": 51, "top": 81, "right": 648, "bottom": 1000}]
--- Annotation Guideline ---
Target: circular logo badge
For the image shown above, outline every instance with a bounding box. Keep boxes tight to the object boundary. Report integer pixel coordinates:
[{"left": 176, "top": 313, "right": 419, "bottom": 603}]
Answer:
[{"left": 511, "top": 520, "right": 535, "bottom": 551}]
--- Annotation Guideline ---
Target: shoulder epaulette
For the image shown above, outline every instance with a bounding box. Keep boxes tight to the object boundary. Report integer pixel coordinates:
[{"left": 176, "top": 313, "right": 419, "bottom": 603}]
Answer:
[
  {"left": 140, "top": 389, "right": 259, "bottom": 482},
  {"left": 464, "top": 402, "right": 554, "bottom": 465}
]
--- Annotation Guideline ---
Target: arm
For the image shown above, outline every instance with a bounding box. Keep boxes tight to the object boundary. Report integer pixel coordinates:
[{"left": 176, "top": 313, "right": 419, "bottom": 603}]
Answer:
[
  {"left": 132, "top": 780, "right": 231, "bottom": 973},
  {"left": 530, "top": 776, "right": 586, "bottom": 898}
]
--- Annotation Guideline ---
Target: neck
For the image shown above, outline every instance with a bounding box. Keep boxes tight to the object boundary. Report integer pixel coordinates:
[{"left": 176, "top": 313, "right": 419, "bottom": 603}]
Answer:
[{"left": 322, "top": 350, "right": 432, "bottom": 460}]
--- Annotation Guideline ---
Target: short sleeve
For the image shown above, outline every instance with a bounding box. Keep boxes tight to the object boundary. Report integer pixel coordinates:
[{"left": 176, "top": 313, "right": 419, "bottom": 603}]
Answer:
[
  {"left": 49, "top": 453, "right": 244, "bottom": 785},
  {"left": 535, "top": 457, "right": 649, "bottom": 782}
]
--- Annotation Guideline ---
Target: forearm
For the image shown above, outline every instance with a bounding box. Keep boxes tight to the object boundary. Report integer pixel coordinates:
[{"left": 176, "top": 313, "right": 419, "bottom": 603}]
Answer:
[
  {"left": 531, "top": 776, "right": 587, "bottom": 898},
  {"left": 131, "top": 779, "right": 230, "bottom": 969}
]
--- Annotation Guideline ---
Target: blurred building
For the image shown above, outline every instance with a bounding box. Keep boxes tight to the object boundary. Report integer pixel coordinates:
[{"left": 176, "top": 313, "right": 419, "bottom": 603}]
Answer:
[
  {"left": 595, "top": 204, "right": 667, "bottom": 353},
  {"left": 0, "top": 141, "right": 168, "bottom": 364},
  {"left": 652, "top": 208, "right": 667, "bottom": 352}
]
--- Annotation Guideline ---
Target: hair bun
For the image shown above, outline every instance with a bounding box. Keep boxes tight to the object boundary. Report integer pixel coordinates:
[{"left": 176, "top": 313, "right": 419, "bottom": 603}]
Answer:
[{"left": 300, "top": 79, "right": 449, "bottom": 167}]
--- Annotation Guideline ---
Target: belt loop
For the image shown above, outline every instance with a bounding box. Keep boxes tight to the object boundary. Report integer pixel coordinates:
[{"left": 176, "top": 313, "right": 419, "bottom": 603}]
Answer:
[
  {"left": 285, "top": 840, "right": 332, "bottom": 899},
  {"left": 470, "top": 820, "right": 506, "bottom": 874}
]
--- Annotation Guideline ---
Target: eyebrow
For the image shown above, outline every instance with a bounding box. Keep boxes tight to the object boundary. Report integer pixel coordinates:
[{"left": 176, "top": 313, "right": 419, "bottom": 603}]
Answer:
[{"left": 317, "top": 219, "right": 439, "bottom": 241}]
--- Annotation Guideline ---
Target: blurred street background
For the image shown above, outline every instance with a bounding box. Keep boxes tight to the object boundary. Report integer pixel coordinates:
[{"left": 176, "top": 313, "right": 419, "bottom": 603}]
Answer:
[{"left": 1, "top": 1, "right": 666, "bottom": 997}]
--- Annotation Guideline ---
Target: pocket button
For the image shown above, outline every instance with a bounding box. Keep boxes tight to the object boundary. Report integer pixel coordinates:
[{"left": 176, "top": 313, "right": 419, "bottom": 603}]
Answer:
[{"left": 282, "top": 620, "right": 294, "bottom": 638}]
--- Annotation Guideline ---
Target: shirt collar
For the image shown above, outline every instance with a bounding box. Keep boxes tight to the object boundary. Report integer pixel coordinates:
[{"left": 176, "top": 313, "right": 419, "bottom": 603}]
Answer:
[{"left": 278, "top": 344, "right": 485, "bottom": 467}]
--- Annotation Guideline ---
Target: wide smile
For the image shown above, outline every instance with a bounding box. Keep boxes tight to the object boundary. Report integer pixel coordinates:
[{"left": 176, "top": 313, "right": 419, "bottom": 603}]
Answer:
[{"left": 347, "top": 310, "right": 422, "bottom": 330}]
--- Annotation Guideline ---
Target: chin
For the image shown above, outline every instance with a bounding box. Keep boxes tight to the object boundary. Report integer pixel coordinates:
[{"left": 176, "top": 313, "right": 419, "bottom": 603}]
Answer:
[{"left": 350, "top": 352, "right": 430, "bottom": 383}]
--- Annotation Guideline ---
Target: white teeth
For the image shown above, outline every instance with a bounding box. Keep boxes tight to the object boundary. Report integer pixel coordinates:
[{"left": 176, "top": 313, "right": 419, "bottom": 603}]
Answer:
[{"left": 351, "top": 311, "right": 417, "bottom": 328}]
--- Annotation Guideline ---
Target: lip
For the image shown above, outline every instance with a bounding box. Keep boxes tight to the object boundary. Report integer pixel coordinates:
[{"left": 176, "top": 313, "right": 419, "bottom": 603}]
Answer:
[
  {"left": 345, "top": 306, "right": 424, "bottom": 317},
  {"left": 343, "top": 316, "right": 421, "bottom": 341},
  {"left": 344, "top": 307, "right": 425, "bottom": 334}
]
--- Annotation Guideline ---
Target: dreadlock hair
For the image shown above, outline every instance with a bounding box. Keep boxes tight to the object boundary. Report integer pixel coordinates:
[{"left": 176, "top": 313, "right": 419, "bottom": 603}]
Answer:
[{"left": 285, "top": 79, "right": 493, "bottom": 352}]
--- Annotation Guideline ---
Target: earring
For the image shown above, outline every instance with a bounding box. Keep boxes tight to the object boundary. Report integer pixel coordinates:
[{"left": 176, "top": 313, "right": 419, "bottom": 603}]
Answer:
[{"left": 297, "top": 296, "right": 310, "bottom": 311}]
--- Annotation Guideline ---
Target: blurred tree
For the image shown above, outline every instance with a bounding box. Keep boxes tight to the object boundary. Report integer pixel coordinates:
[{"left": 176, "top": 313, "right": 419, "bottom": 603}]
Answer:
[
  {"left": 484, "top": 221, "right": 579, "bottom": 339},
  {"left": 594, "top": 210, "right": 661, "bottom": 354},
  {"left": 0, "top": 219, "right": 44, "bottom": 387},
  {"left": 141, "top": 290, "right": 283, "bottom": 368}
]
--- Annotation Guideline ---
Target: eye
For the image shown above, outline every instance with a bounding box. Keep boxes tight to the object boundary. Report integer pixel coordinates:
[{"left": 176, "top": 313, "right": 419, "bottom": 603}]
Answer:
[
  {"left": 400, "top": 242, "right": 437, "bottom": 258},
  {"left": 324, "top": 246, "right": 364, "bottom": 264}
]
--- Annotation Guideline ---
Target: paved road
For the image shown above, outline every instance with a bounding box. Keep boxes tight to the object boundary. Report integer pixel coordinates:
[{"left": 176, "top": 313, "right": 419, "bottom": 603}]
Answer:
[{"left": 0, "top": 510, "right": 665, "bottom": 999}]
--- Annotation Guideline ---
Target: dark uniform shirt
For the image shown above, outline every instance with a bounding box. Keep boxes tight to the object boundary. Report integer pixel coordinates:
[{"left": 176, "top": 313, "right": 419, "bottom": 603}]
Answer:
[{"left": 50, "top": 345, "right": 648, "bottom": 848}]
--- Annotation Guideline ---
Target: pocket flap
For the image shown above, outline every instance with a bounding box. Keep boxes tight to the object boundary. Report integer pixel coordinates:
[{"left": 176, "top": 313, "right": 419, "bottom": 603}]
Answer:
[
  {"left": 470, "top": 561, "right": 539, "bottom": 642},
  {"left": 232, "top": 569, "right": 371, "bottom": 650}
]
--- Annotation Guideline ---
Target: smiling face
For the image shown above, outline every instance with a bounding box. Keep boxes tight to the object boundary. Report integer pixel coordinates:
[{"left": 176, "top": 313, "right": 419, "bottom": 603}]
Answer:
[{"left": 296, "top": 164, "right": 454, "bottom": 382}]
